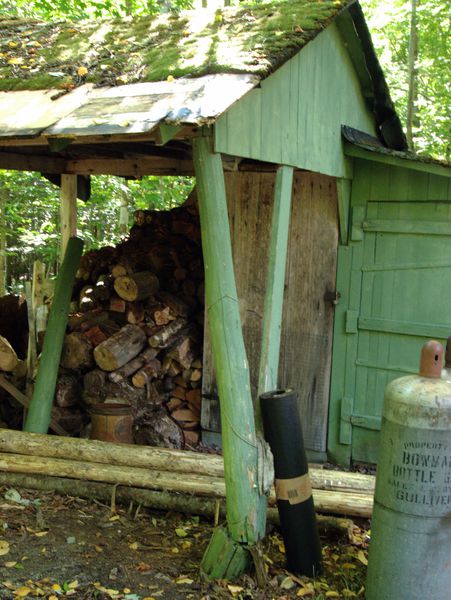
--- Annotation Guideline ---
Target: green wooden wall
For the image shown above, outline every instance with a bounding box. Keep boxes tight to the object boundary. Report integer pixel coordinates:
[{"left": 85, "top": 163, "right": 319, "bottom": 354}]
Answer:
[
  {"left": 329, "top": 158, "right": 451, "bottom": 466},
  {"left": 214, "top": 24, "right": 376, "bottom": 179}
]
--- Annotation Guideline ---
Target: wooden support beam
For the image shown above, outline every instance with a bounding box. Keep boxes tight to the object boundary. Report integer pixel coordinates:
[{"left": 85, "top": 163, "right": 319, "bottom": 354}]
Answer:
[
  {"left": 24, "top": 237, "right": 83, "bottom": 434},
  {"left": 193, "top": 134, "right": 267, "bottom": 578},
  {"left": 60, "top": 174, "right": 77, "bottom": 261},
  {"left": 257, "top": 166, "right": 293, "bottom": 403}
]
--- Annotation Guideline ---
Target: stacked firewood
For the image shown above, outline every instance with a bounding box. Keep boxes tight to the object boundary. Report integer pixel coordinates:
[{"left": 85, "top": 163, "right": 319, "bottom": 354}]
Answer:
[{"left": 56, "top": 196, "right": 205, "bottom": 448}]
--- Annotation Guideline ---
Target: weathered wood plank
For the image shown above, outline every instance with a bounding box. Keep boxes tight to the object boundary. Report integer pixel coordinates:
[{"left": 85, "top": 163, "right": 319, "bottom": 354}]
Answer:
[
  {"left": 60, "top": 174, "right": 77, "bottom": 260},
  {"left": 215, "top": 25, "right": 376, "bottom": 178},
  {"left": 258, "top": 166, "right": 293, "bottom": 399}
]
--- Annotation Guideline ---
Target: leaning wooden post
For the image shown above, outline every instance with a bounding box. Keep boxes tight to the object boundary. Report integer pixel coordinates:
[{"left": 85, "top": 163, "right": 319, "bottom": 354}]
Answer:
[
  {"left": 60, "top": 174, "right": 77, "bottom": 262},
  {"left": 193, "top": 134, "right": 267, "bottom": 579},
  {"left": 24, "top": 237, "right": 83, "bottom": 434},
  {"left": 257, "top": 166, "right": 293, "bottom": 405}
]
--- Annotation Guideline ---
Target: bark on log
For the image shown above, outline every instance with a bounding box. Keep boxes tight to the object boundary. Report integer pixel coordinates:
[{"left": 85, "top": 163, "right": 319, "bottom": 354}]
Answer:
[
  {"left": 0, "top": 429, "right": 375, "bottom": 494},
  {"left": 131, "top": 359, "right": 162, "bottom": 388},
  {"left": 55, "top": 374, "right": 81, "bottom": 408},
  {"left": 108, "top": 348, "right": 158, "bottom": 384},
  {"left": 114, "top": 272, "right": 159, "bottom": 302},
  {"left": 60, "top": 332, "right": 94, "bottom": 371},
  {"left": 0, "top": 472, "right": 354, "bottom": 531},
  {"left": 0, "top": 335, "right": 18, "bottom": 372},
  {"left": 167, "top": 337, "right": 194, "bottom": 369},
  {"left": 148, "top": 318, "right": 188, "bottom": 348},
  {"left": 0, "top": 452, "right": 226, "bottom": 497},
  {"left": 94, "top": 324, "right": 147, "bottom": 371},
  {"left": 83, "top": 369, "right": 108, "bottom": 401},
  {"left": 0, "top": 452, "right": 373, "bottom": 517}
]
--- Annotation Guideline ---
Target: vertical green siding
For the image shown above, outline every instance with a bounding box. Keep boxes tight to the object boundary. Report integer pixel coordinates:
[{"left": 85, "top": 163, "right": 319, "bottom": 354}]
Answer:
[
  {"left": 214, "top": 24, "right": 376, "bottom": 178},
  {"left": 329, "top": 159, "right": 451, "bottom": 465}
]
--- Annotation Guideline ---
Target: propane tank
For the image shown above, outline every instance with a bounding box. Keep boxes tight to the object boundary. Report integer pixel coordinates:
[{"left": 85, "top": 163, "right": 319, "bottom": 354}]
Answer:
[{"left": 366, "top": 340, "right": 451, "bottom": 600}]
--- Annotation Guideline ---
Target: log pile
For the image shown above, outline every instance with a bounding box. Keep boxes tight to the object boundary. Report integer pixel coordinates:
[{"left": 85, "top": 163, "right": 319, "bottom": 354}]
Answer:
[
  {"left": 56, "top": 197, "right": 205, "bottom": 447},
  {"left": 0, "top": 430, "right": 375, "bottom": 518}
]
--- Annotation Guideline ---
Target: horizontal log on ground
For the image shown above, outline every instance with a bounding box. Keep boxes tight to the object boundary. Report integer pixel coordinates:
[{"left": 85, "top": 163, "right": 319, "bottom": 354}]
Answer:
[
  {"left": 0, "top": 428, "right": 375, "bottom": 494},
  {"left": 0, "top": 450, "right": 374, "bottom": 517},
  {"left": 0, "top": 452, "right": 227, "bottom": 498},
  {"left": 0, "top": 429, "right": 225, "bottom": 477},
  {"left": 0, "top": 471, "right": 354, "bottom": 533}
]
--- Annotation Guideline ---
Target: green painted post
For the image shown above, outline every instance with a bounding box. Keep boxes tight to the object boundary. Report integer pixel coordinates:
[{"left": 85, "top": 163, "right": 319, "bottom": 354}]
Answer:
[
  {"left": 193, "top": 134, "right": 266, "bottom": 578},
  {"left": 257, "top": 165, "right": 293, "bottom": 404},
  {"left": 24, "top": 237, "right": 83, "bottom": 434}
]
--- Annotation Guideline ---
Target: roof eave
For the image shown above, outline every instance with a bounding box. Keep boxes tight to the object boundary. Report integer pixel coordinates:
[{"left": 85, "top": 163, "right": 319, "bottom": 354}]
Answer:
[{"left": 336, "top": 1, "right": 407, "bottom": 151}]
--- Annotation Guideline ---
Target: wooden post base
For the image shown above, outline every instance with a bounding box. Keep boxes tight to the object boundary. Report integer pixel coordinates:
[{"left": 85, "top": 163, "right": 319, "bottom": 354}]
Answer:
[{"left": 201, "top": 525, "right": 251, "bottom": 580}]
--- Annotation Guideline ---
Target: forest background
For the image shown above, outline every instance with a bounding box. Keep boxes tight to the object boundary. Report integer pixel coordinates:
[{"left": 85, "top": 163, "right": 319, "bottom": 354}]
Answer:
[{"left": 0, "top": 0, "right": 449, "bottom": 293}]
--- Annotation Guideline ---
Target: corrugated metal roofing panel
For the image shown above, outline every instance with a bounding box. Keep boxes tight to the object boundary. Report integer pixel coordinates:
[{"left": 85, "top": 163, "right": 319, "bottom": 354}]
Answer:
[
  {"left": 0, "top": 74, "right": 259, "bottom": 140},
  {"left": 45, "top": 74, "right": 259, "bottom": 137}
]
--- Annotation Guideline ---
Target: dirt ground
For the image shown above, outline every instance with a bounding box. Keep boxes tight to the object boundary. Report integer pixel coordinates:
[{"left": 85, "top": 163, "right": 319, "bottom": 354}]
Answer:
[{"left": 0, "top": 486, "right": 369, "bottom": 599}]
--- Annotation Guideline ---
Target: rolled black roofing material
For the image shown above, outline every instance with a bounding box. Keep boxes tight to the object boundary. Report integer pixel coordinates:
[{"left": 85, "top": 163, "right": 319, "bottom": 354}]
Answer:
[{"left": 260, "top": 388, "right": 322, "bottom": 577}]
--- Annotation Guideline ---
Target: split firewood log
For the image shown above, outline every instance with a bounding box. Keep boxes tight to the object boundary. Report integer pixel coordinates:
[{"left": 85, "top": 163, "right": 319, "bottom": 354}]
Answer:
[
  {"left": 126, "top": 302, "right": 145, "bottom": 325},
  {"left": 0, "top": 335, "right": 18, "bottom": 372},
  {"left": 114, "top": 272, "right": 159, "bottom": 302},
  {"left": 83, "top": 325, "right": 108, "bottom": 347},
  {"left": 94, "top": 324, "right": 147, "bottom": 372},
  {"left": 166, "top": 336, "right": 195, "bottom": 369},
  {"left": 83, "top": 369, "right": 108, "bottom": 405},
  {"left": 134, "top": 404, "right": 184, "bottom": 449},
  {"left": 131, "top": 359, "right": 162, "bottom": 388},
  {"left": 109, "top": 296, "right": 127, "bottom": 313},
  {"left": 68, "top": 310, "right": 109, "bottom": 332},
  {"left": 55, "top": 374, "right": 82, "bottom": 408},
  {"left": 60, "top": 332, "right": 94, "bottom": 371},
  {"left": 157, "top": 292, "right": 191, "bottom": 318},
  {"left": 108, "top": 348, "right": 159, "bottom": 384},
  {"left": 148, "top": 318, "right": 188, "bottom": 349}
]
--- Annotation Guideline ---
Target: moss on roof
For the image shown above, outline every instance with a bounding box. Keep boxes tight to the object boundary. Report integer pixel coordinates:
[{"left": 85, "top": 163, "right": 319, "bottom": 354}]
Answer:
[{"left": 0, "top": 0, "right": 351, "bottom": 92}]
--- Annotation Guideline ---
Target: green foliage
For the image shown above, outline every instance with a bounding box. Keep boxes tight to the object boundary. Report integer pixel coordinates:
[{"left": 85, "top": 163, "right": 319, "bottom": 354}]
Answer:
[
  {"left": 0, "top": 169, "right": 193, "bottom": 292},
  {"left": 0, "top": 0, "right": 193, "bottom": 20},
  {"left": 360, "top": 0, "right": 450, "bottom": 160}
]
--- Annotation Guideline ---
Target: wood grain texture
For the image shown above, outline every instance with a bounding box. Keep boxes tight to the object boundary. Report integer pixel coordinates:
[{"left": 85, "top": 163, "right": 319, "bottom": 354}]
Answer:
[
  {"left": 202, "top": 171, "right": 339, "bottom": 452},
  {"left": 215, "top": 24, "right": 375, "bottom": 178}
]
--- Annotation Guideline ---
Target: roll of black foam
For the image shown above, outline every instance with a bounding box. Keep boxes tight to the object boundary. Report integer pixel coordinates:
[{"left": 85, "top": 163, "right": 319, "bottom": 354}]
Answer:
[{"left": 260, "top": 388, "right": 322, "bottom": 576}]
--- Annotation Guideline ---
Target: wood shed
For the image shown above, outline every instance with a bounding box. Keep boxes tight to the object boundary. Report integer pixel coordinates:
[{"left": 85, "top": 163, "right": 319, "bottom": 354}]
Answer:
[{"left": 0, "top": 0, "right": 450, "bottom": 482}]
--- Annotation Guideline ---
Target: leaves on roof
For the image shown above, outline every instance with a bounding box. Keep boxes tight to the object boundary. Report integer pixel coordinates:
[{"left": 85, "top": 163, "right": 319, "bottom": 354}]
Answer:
[{"left": 0, "top": 0, "right": 350, "bottom": 91}]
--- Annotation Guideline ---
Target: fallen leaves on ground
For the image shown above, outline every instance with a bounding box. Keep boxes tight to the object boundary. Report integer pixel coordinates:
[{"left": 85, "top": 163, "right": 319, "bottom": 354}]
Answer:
[{"left": 0, "top": 486, "right": 370, "bottom": 599}]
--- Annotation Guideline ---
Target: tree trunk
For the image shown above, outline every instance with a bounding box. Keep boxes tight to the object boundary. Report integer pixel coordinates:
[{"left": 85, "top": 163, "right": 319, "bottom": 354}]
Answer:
[
  {"left": 406, "top": 0, "right": 419, "bottom": 150},
  {"left": 93, "top": 324, "right": 147, "bottom": 371}
]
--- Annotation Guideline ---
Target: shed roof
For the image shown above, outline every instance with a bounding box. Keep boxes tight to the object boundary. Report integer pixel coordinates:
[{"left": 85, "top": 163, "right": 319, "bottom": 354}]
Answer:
[
  {"left": 0, "top": 0, "right": 407, "bottom": 177},
  {"left": 0, "top": 1, "right": 349, "bottom": 92}
]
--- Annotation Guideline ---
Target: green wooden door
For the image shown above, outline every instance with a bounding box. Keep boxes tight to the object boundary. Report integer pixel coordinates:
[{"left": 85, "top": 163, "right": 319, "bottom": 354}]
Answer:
[{"left": 342, "top": 201, "right": 451, "bottom": 463}]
